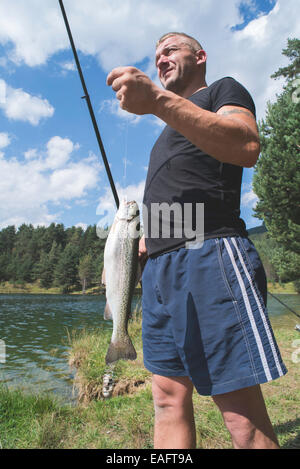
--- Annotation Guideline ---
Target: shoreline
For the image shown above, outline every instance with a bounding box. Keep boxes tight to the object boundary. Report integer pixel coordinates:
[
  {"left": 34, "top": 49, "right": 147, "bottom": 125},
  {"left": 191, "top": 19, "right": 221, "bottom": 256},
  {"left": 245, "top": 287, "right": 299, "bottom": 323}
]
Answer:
[
  {"left": 0, "top": 281, "right": 296, "bottom": 296},
  {"left": 0, "top": 281, "right": 142, "bottom": 296}
]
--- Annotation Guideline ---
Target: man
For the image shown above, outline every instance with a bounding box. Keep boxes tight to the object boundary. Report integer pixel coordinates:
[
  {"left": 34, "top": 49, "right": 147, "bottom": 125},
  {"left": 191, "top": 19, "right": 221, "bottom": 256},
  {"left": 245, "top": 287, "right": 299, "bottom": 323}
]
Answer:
[{"left": 107, "top": 32, "right": 287, "bottom": 449}]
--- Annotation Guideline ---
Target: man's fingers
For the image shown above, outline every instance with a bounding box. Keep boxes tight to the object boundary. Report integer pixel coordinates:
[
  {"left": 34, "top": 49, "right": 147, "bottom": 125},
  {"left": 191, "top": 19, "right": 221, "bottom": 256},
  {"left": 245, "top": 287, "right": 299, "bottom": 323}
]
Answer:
[
  {"left": 106, "top": 66, "right": 155, "bottom": 116},
  {"left": 106, "top": 66, "right": 134, "bottom": 86},
  {"left": 110, "top": 76, "right": 123, "bottom": 92},
  {"left": 106, "top": 67, "right": 123, "bottom": 86},
  {"left": 138, "top": 236, "right": 148, "bottom": 259}
]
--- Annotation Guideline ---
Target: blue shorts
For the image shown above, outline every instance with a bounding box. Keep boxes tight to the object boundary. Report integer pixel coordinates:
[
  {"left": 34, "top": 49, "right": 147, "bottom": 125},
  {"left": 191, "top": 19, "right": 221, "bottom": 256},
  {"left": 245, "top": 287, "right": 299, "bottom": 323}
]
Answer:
[{"left": 142, "top": 236, "right": 287, "bottom": 396}]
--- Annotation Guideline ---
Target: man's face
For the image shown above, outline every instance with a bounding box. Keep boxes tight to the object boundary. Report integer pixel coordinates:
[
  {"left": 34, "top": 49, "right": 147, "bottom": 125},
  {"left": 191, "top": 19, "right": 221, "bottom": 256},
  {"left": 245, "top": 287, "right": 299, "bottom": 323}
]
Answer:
[{"left": 155, "top": 35, "right": 200, "bottom": 96}]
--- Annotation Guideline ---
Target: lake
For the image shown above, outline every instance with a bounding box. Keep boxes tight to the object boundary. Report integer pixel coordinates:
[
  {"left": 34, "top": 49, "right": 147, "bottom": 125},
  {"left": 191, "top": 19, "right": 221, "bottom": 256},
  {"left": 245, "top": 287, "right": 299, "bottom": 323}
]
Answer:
[{"left": 0, "top": 293, "right": 299, "bottom": 405}]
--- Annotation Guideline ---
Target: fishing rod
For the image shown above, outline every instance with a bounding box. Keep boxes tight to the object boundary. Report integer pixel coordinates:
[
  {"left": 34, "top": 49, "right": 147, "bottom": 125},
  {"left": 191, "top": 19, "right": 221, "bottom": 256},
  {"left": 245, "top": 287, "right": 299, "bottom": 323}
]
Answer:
[
  {"left": 58, "top": 0, "right": 119, "bottom": 209},
  {"left": 268, "top": 291, "right": 300, "bottom": 320}
]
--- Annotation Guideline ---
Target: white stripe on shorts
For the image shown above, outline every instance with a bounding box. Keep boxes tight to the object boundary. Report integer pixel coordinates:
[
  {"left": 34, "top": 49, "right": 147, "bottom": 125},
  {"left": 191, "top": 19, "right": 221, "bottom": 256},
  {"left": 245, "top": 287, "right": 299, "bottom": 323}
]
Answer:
[
  {"left": 223, "top": 238, "right": 272, "bottom": 381},
  {"left": 231, "top": 237, "right": 285, "bottom": 377}
]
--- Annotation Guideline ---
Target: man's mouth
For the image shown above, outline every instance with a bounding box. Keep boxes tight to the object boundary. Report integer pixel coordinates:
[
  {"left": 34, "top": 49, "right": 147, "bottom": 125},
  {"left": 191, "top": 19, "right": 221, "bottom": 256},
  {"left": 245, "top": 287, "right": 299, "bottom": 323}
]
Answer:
[{"left": 162, "top": 68, "right": 173, "bottom": 79}]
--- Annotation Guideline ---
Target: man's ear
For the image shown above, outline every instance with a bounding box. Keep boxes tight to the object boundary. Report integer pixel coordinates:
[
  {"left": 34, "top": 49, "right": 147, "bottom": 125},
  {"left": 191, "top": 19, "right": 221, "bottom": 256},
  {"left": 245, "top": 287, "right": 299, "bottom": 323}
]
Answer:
[{"left": 196, "top": 49, "right": 207, "bottom": 66}]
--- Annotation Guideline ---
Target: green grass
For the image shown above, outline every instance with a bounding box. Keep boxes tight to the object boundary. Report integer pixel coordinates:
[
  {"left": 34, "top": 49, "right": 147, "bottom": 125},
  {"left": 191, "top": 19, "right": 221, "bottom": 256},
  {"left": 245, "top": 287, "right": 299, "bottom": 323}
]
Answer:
[
  {"left": 1, "top": 279, "right": 296, "bottom": 295},
  {"left": 1, "top": 317, "right": 299, "bottom": 449},
  {"left": 0, "top": 386, "right": 68, "bottom": 449},
  {"left": 0, "top": 281, "right": 62, "bottom": 295},
  {"left": 0, "top": 280, "right": 106, "bottom": 295},
  {"left": 267, "top": 281, "right": 297, "bottom": 294}
]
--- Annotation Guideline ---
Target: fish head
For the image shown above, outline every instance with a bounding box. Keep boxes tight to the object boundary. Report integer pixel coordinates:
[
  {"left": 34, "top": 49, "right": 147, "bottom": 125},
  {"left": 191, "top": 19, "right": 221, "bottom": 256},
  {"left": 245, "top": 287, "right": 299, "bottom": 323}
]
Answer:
[
  {"left": 117, "top": 199, "right": 140, "bottom": 222},
  {"left": 116, "top": 199, "right": 140, "bottom": 240}
]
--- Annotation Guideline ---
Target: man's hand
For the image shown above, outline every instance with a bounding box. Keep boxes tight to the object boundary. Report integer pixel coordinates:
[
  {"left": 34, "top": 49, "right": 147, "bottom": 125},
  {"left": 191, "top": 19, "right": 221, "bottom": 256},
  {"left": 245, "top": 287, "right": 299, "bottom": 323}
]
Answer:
[
  {"left": 106, "top": 66, "right": 161, "bottom": 115},
  {"left": 138, "top": 235, "right": 148, "bottom": 272}
]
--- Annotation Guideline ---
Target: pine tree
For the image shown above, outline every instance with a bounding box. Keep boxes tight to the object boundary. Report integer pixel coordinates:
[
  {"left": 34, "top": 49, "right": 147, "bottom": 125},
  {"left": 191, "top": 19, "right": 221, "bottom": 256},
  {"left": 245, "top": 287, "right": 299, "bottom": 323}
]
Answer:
[
  {"left": 0, "top": 252, "right": 11, "bottom": 282},
  {"left": 53, "top": 243, "right": 80, "bottom": 293},
  {"left": 253, "top": 37, "right": 300, "bottom": 283},
  {"left": 16, "top": 253, "right": 34, "bottom": 283},
  {"left": 271, "top": 38, "right": 300, "bottom": 81},
  {"left": 0, "top": 225, "right": 16, "bottom": 254},
  {"left": 37, "top": 242, "right": 62, "bottom": 288},
  {"left": 78, "top": 253, "right": 94, "bottom": 293}
]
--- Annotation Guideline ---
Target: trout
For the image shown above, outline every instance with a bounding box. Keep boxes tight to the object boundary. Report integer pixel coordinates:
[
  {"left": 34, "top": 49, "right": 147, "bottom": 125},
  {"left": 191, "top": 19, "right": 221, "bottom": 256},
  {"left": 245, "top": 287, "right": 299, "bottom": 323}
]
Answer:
[{"left": 102, "top": 199, "right": 140, "bottom": 364}]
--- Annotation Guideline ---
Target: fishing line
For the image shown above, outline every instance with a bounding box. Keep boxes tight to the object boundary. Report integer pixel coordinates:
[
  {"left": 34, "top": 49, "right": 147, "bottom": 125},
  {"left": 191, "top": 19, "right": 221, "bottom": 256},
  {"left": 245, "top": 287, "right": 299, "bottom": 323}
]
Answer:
[
  {"left": 268, "top": 291, "right": 300, "bottom": 320},
  {"left": 122, "top": 118, "right": 129, "bottom": 193}
]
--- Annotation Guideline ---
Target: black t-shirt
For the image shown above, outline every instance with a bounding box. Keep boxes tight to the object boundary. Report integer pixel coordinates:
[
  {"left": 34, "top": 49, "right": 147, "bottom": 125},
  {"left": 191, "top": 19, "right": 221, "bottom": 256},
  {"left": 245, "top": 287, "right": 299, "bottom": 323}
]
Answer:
[{"left": 143, "top": 77, "right": 256, "bottom": 257}]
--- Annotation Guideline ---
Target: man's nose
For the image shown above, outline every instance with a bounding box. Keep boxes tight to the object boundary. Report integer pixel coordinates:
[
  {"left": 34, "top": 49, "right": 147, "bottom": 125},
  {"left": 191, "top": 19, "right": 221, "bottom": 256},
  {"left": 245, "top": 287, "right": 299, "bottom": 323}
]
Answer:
[{"left": 157, "top": 55, "right": 169, "bottom": 70}]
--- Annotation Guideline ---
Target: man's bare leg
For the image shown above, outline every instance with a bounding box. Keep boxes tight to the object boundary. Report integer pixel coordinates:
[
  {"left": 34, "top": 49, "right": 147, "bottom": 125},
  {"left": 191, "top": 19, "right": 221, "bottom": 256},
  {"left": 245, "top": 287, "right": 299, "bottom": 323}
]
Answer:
[
  {"left": 152, "top": 374, "right": 196, "bottom": 449},
  {"left": 213, "top": 385, "right": 279, "bottom": 449}
]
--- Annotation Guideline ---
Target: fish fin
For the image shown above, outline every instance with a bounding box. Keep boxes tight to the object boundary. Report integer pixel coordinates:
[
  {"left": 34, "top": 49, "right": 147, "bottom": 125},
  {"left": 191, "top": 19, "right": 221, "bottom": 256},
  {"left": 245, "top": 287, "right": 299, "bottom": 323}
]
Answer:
[
  {"left": 101, "top": 268, "right": 106, "bottom": 286},
  {"left": 105, "top": 336, "right": 137, "bottom": 364},
  {"left": 104, "top": 302, "right": 113, "bottom": 320}
]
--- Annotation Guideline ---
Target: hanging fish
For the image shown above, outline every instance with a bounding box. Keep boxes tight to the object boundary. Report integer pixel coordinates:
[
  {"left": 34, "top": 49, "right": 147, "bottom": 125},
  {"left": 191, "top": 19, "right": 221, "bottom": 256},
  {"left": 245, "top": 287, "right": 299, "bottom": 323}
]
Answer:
[{"left": 102, "top": 199, "right": 141, "bottom": 364}]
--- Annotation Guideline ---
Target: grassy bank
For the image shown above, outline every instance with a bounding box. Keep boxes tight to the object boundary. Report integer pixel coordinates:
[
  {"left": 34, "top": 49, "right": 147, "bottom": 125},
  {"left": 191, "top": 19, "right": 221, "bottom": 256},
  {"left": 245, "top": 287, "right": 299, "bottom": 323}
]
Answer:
[
  {"left": 0, "top": 280, "right": 62, "bottom": 295},
  {"left": 1, "top": 309, "right": 300, "bottom": 449},
  {"left": 0, "top": 281, "right": 142, "bottom": 295},
  {"left": 0, "top": 280, "right": 297, "bottom": 295},
  {"left": 267, "top": 282, "right": 297, "bottom": 294},
  {"left": 0, "top": 280, "right": 106, "bottom": 295}
]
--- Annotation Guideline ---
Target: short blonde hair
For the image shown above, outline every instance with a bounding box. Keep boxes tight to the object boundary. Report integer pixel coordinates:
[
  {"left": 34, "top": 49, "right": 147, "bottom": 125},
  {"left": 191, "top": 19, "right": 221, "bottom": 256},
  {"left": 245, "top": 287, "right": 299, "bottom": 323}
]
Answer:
[{"left": 156, "top": 32, "right": 203, "bottom": 52}]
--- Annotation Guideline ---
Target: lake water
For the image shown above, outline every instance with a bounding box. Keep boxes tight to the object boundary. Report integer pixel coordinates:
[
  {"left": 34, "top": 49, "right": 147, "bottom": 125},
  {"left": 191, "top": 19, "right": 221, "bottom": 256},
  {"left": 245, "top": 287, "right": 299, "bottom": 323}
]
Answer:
[{"left": 0, "top": 293, "right": 299, "bottom": 405}]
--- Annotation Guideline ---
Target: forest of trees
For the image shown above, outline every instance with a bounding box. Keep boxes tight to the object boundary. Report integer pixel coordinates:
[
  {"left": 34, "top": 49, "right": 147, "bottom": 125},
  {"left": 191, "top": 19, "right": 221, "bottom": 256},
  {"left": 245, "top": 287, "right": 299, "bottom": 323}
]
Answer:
[
  {"left": 0, "top": 221, "right": 297, "bottom": 294},
  {"left": 0, "top": 223, "right": 106, "bottom": 293}
]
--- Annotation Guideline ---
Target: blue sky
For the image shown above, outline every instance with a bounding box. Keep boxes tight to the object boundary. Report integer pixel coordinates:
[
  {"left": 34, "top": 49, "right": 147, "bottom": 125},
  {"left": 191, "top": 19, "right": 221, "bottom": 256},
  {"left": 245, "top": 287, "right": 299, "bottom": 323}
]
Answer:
[{"left": 0, "top": 0, "right": 299, "bottom": 231}]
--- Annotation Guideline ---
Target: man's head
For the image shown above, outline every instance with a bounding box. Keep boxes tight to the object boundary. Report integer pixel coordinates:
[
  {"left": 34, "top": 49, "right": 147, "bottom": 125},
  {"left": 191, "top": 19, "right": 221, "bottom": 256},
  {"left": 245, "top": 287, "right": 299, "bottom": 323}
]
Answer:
[
  {"left": 155, "top": 32, "right": 207, "bottom": 97},
  {"left": 156, "top": 32, "right": 203, "bottom": 54}
]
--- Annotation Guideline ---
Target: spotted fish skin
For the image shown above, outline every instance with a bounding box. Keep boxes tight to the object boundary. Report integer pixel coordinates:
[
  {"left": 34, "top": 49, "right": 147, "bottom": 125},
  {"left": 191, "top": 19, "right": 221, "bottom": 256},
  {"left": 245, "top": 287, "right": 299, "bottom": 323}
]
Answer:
[{"left": 103, "top": 199, "right": 140, "bottom": 365}]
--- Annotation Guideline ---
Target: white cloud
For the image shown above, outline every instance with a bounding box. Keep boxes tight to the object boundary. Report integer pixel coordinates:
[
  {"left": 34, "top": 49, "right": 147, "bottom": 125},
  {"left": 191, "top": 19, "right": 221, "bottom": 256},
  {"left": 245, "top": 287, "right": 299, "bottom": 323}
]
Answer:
[
  {"left": 0, "top": 0, "right": 66, "bottom": 67},
  {"left": 0, "top": 136, "right": 102, "bottom": 228},
  {"left": 0, "top": 0, "right": 253, "bottom": 72},
  {"left": 45, "top": 136, "right": 75, "bottom": 169},
  {"left": 0, "top": 79, "right": 54, "bottom": 125},
  {"left": 0, "top": 0, "right": 299, "bottom": 122},
  {"left": 60, "top": 61, "right": 76, "bottom": 72},
  {"left": 24, "top": 148, "right": 38, "bottom": 160},
  {"left": 226, "top": 1, "right": 300, "bottom": 119},
  {"left": 0, "top": 132, "right": 11, "bottom": 149},
  {"left": 241, "top": 183, "right": 258, "bottom": 208}
]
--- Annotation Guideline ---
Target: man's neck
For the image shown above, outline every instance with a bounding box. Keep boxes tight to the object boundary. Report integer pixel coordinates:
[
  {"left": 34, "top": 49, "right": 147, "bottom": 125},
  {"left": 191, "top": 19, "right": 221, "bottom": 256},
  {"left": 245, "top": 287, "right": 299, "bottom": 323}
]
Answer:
[{"left": 181, "top": 80, "right": 208, "bottom": 99}]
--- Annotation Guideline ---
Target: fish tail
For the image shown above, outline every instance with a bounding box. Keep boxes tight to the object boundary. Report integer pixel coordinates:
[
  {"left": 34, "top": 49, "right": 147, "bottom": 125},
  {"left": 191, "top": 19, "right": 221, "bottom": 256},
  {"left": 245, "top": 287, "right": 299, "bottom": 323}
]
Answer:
[{"left": 105, "top": 335, "right": 137, "bottom": 364}]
